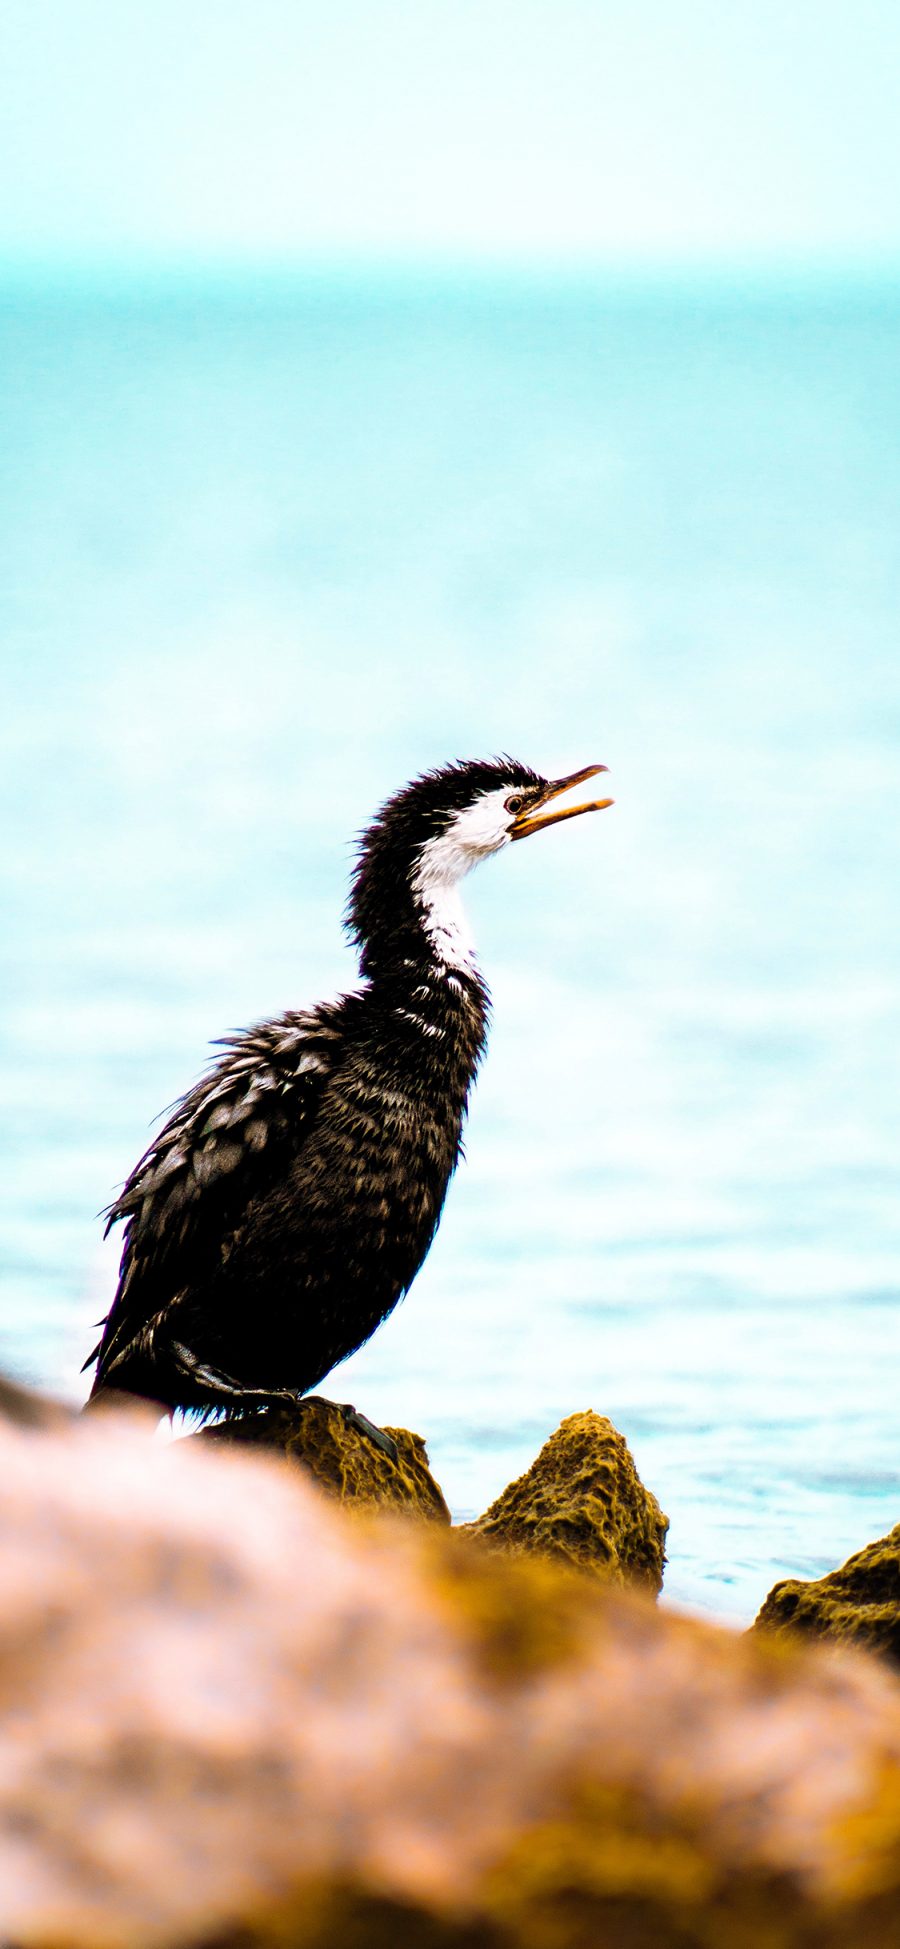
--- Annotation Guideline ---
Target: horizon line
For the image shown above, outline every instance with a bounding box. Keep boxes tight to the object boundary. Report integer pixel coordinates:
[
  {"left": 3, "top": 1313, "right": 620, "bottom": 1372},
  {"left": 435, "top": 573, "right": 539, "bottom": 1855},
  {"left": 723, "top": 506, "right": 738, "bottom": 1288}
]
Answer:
[{"left": 2, "top": 245, "right": 900, "bottom": 294}]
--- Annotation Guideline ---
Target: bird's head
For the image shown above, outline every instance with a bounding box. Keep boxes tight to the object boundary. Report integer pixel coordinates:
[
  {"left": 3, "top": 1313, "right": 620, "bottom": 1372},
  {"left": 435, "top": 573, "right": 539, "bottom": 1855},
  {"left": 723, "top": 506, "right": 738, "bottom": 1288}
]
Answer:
[{"left": 348, "top": 756, "right": 612, "bottom": 975}]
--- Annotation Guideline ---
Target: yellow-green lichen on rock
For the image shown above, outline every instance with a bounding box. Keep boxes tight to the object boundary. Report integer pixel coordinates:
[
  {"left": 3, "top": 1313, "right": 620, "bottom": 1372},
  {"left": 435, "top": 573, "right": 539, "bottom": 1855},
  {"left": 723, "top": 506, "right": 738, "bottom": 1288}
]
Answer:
[
  {"left": 461, "top": 1410, "right": 668, "bottom": 1593},
  {"left": 754, "top": 1521, "right": 900, "bottom": 1663},
  {"left": 198, "top": 1396, "right": 451, "bottom": 1523}
]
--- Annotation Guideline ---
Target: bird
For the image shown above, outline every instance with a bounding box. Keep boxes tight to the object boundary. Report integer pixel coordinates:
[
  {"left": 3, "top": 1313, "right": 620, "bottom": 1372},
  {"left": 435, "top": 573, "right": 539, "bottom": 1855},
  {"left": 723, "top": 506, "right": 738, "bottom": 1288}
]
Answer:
[{"left": 85, "top": 757, "right": 612, "bottom": 1431}]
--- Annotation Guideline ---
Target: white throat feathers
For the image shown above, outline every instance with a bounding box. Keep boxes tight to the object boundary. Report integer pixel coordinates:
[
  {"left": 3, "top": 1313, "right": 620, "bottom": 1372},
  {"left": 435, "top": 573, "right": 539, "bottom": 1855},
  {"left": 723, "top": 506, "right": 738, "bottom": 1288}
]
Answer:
[{"left": 411, "top": 787, "right": 512, "bottom": 973}]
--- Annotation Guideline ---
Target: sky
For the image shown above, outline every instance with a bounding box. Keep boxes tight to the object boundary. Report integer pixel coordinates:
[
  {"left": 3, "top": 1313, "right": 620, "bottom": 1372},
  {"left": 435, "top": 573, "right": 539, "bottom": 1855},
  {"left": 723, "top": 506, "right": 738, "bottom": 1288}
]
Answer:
[{"left": 0, "top": 0, "right": 899, "bottom": 267}]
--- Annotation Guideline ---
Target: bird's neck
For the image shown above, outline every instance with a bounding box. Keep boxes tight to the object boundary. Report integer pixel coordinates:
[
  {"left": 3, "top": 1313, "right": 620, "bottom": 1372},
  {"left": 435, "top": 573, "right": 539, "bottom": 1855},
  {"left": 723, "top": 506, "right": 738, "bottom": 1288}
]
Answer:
[
  {"left": 412, "top": 877, "right": 478, "bottom": 977},
  {"left": 356, "top": 854, "right": 482, "bottom": 981},
  {"left": 358, "top": 877, "right": 490, "bottom": 1044}
]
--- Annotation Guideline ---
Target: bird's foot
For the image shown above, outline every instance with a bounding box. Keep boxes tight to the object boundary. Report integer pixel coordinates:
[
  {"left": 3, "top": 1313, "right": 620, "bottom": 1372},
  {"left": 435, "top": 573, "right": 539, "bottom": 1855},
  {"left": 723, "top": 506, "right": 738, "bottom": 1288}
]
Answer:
[
  {"left": 172, "top": 1343, "right": 299, "bottom": 1414},
  {"left": 170, "top": 1348, "right": 400, "bottom": 1460},
  {"left": 303, "top": 1394, "right": 399, "bottom": 1464}
]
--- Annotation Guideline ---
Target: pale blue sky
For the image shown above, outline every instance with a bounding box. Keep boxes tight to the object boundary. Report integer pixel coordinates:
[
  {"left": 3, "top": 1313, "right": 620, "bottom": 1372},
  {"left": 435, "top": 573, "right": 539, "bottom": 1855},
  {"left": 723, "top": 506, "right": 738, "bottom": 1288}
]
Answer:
[{"left": 1, "top": 0, "right": 899, "bottom": 264}]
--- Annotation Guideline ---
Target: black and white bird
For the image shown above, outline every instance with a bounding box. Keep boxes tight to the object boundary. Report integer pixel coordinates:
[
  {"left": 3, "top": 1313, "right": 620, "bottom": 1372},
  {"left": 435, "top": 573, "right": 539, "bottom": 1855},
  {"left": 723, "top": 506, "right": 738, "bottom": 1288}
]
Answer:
[{"left": 85, "top": 757, "right": 612, "bottom": 1425}]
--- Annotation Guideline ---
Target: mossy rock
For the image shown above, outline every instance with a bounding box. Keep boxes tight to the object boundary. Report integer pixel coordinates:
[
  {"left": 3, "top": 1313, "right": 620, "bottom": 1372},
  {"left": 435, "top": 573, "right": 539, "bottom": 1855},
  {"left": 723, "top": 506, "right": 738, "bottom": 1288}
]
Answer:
[
  {"left": 461, "top": 1411, "right": 668, "bottom": 1594},
  {"left": 198, "top": 1397, "right": 451, "bottom": 1524},
  {"left": 754, "top": 1523, "right": 900, "bottom": 1662}
]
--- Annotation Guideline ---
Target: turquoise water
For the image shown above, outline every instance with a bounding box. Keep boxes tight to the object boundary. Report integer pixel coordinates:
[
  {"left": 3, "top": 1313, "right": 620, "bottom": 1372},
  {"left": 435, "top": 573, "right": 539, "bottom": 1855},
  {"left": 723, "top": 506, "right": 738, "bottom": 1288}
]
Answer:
[{"left": 2, "top": 267, "right": 900, "bottom": 1620}]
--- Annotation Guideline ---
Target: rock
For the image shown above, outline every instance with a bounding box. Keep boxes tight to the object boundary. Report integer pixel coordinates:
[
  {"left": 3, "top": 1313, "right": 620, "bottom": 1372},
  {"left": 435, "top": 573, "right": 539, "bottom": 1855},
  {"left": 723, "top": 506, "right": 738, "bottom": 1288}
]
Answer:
[
  {"left": 0, "top": 1372, "right": 76, "bottom": 1429},
  {"left": 754, "top": 1522, "right": 900, "bottom": 1663},
  {"left": 197, "top": 1395, "right": 451, "bottom": 1523},
  {"left": 197, "top": 1407, "right": 664, "bottom": 1592},
  {"left": 4, "top": 1407, "right": 900, "bottom": 1945},
  {"left": 462, "top": 1410, "right": 668, "bottom": 1592}
]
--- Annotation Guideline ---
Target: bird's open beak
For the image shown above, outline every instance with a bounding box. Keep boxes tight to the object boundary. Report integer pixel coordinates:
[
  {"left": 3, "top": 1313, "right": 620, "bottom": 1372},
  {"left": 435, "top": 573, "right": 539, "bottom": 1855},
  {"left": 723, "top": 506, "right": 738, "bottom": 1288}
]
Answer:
[{"left": 509, "top": 764, "right": 614, "bottom": 841}]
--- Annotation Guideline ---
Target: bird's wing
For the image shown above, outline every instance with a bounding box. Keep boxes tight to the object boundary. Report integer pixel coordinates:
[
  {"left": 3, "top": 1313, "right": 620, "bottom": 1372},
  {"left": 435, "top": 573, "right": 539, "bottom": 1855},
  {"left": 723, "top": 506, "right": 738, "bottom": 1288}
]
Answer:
[{"left": 87, "top": 1007, "right": 342, "bottom": 1387}]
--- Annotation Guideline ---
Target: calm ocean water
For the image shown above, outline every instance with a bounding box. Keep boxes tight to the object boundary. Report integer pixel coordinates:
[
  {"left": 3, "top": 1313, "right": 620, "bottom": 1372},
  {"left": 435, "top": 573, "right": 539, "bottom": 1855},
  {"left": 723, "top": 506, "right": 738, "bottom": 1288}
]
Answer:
[{"left": 2, "top": 266, "right": 899, "bottom": 1620}]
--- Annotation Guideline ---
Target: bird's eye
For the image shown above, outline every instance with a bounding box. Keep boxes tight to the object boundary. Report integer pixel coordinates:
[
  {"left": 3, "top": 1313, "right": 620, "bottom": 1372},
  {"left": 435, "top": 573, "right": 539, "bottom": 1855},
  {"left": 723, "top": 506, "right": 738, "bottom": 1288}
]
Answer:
[{"left": 505, "top": 793, "right": 526, "bottom": 816}]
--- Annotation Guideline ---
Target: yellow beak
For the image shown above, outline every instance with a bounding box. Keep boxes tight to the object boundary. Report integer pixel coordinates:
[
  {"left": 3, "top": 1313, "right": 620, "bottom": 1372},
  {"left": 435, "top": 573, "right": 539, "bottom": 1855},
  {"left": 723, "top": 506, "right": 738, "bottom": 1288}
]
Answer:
[{"left": 509, "top": 764, "right": 614, "bottom": 841}]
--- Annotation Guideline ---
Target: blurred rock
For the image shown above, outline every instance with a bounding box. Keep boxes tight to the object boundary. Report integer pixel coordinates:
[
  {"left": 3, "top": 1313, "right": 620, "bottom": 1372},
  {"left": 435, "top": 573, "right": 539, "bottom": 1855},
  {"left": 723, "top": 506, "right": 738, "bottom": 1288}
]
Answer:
[
  {"left": 197, "top": 1395, "right": 450, "bottom": 1523},
  {"left": 3, "top": 1409, "right": 900, "bottom": 1945},
  {"left": 462, "top": 1410, "right": 668, "bottom": 1592},
  {"left": 755, "top": 1522, "right": 900, "bottom": 1663},
  {"left": 0, "top": 1372, "right": 76, "bottom": 1428}
]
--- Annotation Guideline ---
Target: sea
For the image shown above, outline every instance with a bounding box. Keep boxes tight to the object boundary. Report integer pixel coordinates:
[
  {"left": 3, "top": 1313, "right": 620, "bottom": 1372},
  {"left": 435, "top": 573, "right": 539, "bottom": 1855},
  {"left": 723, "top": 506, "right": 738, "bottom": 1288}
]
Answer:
[{"left": 2, "top": 262, "right": 899, "bottom": 1623}]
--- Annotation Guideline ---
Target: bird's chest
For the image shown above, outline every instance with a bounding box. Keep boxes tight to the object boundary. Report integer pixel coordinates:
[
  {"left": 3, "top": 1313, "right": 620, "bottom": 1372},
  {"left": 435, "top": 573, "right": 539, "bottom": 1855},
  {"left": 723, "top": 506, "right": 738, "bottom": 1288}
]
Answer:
[{"left": 315, "top": 1061, "right": 461, "bottom": 1239}]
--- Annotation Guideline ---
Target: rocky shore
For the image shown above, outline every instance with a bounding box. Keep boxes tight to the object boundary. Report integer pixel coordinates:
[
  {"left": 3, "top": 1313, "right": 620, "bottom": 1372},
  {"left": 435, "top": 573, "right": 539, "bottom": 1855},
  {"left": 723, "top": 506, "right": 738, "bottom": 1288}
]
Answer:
[{"left": 2, "top": 1376, "right": 900, "bottom": 1946}]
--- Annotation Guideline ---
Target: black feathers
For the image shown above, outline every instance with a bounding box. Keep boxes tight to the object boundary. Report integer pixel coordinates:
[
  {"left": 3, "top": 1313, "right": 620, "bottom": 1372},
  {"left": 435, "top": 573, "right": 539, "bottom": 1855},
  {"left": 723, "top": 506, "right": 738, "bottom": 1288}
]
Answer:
[{"left": 87, "top": 1011, "right": 338, "bottom": 1400}]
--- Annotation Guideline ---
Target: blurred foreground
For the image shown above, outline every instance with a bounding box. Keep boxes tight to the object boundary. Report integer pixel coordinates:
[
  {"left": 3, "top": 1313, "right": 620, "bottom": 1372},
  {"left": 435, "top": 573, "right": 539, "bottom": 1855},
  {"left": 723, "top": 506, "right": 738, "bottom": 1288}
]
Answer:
[{"left": 2, "top": 1377, "right": 900, "bottom": 1946}]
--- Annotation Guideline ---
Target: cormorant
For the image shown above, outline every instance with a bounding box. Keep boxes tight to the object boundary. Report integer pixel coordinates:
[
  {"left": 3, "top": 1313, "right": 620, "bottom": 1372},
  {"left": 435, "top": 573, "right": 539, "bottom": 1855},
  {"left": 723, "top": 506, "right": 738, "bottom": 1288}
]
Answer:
[{"left": 85, "top": 757, "right": 612, "bottom": 1422}]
